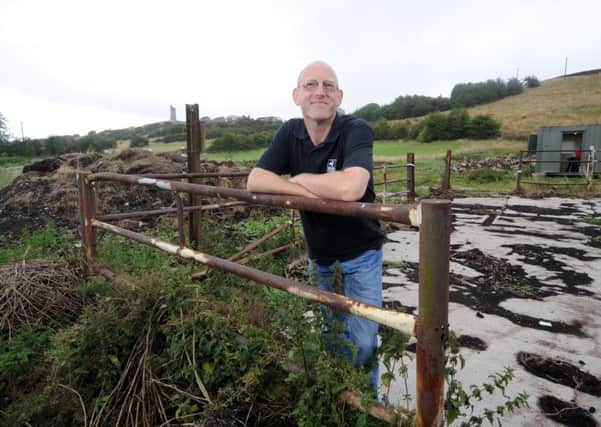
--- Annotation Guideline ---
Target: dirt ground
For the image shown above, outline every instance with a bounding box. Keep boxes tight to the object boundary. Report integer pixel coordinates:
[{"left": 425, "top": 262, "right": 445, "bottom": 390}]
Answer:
[
  {"left": 0, "top": 151, "right": 251, "bottom": 247},
  {"left": 382, "top": 196, "right": 601, "bottom": 426}
]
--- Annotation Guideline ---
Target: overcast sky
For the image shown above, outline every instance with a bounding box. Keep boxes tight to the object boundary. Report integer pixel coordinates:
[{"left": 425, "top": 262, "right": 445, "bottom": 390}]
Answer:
[{"left": 1, "top": 0, "right": 600, "bottom": 139}]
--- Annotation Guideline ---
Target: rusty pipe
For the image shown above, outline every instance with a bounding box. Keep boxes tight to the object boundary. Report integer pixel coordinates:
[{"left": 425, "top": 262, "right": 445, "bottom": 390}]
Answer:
[
  {"left": 95, "top": 201, "right": 248, "bottom": 222},
  {"left": 88, "top": 173, "right": 420, "bottom": 226},
  {"left": 92, "top": 219, "right": 416, "bottom": 335}
]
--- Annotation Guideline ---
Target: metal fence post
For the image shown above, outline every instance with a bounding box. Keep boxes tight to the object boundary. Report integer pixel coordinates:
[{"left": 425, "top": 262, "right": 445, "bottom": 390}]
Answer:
[
  {"left": 78, "top": 173, "right": 97, "bottom": 271},
  {"left": 516, "top": 151, "right": 523, "bottom": 192},
  {"left": 407, "top": 152, "right": 415, "bottom": 203},
  {"left": 416, "top": 199, "right": 451, "bottom": 427},
  {"left": 441, "top": 150, "right": 452, "bottom": 192},
  {"left": 586, "top": 145, "right": 596, "bottom": 191},
  {"left": 186, "top": 104, "right": 203, "bottom": 249}
]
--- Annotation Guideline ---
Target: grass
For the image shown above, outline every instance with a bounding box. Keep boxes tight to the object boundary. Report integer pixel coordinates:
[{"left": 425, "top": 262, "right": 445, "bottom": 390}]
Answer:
[
  {"left": 0, "top": 166, "right": 23, "bottom": 188},
  {"left": 468, "top": 72, "right": 601, "bottom": 137},
  {"left": 373, "top": 138, "right": 525, "bottom": 162},
  {"left": 0, "top": 157, "right": 33, "bottom": 188}
]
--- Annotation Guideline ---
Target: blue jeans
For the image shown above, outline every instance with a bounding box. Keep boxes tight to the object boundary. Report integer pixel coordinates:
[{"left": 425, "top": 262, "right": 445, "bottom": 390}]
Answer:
[{"left": 309, "top": 249, "right": 383, "bottom": 390}]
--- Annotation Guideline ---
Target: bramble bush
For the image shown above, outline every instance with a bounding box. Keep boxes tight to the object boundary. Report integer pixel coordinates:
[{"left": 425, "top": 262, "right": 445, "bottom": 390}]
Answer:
[{"left": 416, "top": 111, "right": 500, "bottom": 142}]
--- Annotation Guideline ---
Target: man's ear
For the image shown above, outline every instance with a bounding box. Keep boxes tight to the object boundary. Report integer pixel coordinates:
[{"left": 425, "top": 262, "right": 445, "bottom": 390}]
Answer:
[
  {"left": 292, "top": 87, "right": 300, "bottom": 106},
  {"left": 336, "top": 89, "right": 344, "bottom": 107}
]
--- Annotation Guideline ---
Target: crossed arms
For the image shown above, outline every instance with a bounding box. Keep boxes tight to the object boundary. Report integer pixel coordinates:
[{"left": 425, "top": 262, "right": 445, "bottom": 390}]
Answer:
[{"left": 246, "top": 166, "right": 370, "bottom": 202}]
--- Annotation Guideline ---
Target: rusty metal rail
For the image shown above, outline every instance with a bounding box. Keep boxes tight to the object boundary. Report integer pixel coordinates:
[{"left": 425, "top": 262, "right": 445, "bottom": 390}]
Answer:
[
  {"left": 88, "top": 173, "right": 421, "bottom": 225},
  {"left": 92, "top": 219, "right": 417, "bottom": 334},
  {"left": 79, "top": 172, "right": 451, "bottom": 427}
]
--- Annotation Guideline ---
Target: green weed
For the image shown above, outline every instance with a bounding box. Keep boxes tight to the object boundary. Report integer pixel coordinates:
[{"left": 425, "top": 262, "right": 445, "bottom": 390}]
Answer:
[{"left": 0, "top": 220, "right": 78, "bottom": 264}]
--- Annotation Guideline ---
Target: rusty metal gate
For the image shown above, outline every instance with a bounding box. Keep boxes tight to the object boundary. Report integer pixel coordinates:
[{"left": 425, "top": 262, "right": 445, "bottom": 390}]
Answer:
[{"left": 78, "top": 171, "right": 450, "bottom": 427}]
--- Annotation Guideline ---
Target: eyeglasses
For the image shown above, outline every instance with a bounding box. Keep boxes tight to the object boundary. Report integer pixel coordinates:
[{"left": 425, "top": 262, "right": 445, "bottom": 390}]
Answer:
[{"left": 300, "top": 80, "right": 339, "bottom": 93}]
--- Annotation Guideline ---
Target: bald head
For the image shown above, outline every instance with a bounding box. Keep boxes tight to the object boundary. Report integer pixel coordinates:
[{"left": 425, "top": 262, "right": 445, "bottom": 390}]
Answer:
[{"left": 297, "top": 60, "right": 339, "bottom": 88}]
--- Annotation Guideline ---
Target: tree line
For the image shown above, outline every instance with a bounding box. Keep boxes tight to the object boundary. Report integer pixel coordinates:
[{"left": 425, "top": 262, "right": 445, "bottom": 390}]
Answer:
[
  {"left": 371, "top": 110, "right": 501, "bottom": 142},
  {"left": 0, "top": 133, "right": 117, "bottom": 157},
  {"left": 353, "top": 95, "right": 451, "bottom": 121},
  {"left": 353, "top": 75, "right": 540, "bottom": 120}
]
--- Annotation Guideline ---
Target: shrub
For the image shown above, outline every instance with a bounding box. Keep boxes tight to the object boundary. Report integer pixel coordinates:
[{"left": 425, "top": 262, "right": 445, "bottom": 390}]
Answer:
[
  {"left": 467, "top": 115, "right": 501, "bottom": 139},
  {"left": 506, "top": 77, "right": 524, "bottom": 96},
  {"left": 129, "top": 135, "right": 149, "bottom": 147},
  {"left": 418, "top": 113, "right": 449, "bottom": 142},
  {"left": 371, "top": 120, "right": 393, "bottom": 140},
  {"left": 162, "top": 133, "right": 187, "bottom": 143},
  {"left": 523, "top": 75, "right": 541, "bottom": 88},
  {"left": 446, "top": 109, "right": 469, "bottom": 139},
  {"left": 410, "top": 111, "right": 500, "bottom": 142},
  {"left": 353, "top": 103, "right": 383, "bottom": 121},
  {"left": 206, "top": 130, "right": 274, "bottom": 153},
  {"left": 408, "top": 120, "right": 425, "bottom": 140}
]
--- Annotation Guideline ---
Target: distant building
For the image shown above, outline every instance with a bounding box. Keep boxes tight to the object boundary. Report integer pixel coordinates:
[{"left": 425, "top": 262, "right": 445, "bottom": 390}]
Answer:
[
  {"left": 226, "top": 115, "right": 242, "bottom": 122},
  {"left": 534, "top": 124, "right": 601, "bottom": 175},
  {"left": 170, "top": 105, "right": 176, "bottom": 122}
]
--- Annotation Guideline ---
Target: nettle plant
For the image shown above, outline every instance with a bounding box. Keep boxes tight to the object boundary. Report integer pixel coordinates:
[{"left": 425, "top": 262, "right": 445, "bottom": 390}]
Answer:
[{"left": 444, "top": 332, "right": 529, "bottom": 426}]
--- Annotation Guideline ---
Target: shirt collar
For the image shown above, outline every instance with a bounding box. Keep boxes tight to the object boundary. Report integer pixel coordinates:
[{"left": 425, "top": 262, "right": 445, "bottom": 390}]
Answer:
[{"left": 293, "top": 113, "right": 342, "bottom": 144}]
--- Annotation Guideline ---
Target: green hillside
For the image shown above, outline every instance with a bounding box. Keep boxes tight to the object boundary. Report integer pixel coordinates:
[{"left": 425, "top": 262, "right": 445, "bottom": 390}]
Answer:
[{"left": 467, "top": 71, "right": 601, "bottom": 137}]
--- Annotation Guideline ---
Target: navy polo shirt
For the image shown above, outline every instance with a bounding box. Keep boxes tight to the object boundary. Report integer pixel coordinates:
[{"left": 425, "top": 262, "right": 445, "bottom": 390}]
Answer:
[{"left": 256, "top": 114, "right": 384, "bottom": 264}]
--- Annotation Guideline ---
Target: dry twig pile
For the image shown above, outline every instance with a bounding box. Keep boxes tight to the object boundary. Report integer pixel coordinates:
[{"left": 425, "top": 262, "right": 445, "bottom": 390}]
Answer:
[{"left": 0, "top": 260, "right": 83, "bottom": 336}]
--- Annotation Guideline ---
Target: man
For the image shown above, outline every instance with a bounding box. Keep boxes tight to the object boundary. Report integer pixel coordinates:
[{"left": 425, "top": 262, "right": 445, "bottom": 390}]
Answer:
[{"left": 246, "top": 60, "right": 384, "bottom": 389}]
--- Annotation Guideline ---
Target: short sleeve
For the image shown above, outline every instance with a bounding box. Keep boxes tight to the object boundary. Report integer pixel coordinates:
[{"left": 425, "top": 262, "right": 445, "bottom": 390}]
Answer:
[
  {"left": 255, "top": 122, "right": 291, "bottom": 175},
  {"left": 341, "top": 120, "right": 374, "bottom": 172}
]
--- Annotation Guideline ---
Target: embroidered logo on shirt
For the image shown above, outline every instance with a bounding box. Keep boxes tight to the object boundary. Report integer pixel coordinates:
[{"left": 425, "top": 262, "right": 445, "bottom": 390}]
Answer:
[{"left": 327, "top": 158, "right": 337, "bottom": 173}]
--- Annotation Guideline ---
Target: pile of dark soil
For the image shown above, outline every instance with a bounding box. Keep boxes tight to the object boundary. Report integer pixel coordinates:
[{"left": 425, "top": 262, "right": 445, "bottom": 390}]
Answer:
[
  {"left": 517, "top": 352, "right": 601, "bottom": 397},
  {"left": 538, "top": 395, "right": 598, "bottom": 427},
  {"left": 0, "top": 150, "right": 251, "bottom": 247}
]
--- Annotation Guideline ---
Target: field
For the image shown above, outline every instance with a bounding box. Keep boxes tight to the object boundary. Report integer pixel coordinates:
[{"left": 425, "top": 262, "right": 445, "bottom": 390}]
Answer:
[{"left": 0, "top": 166, "right": 22, "bottom": 188}]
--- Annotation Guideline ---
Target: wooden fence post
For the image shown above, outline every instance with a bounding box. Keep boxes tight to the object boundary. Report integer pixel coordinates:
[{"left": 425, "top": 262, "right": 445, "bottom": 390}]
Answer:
[
  {"left": 78, "top": 173, "right": 97, "bottom": 271},
  {"left": 441, "top": 150, "right": 452, "bottom": 192},
  {"left": 186, "top": 104, "right": 203, "bottom": 249},
  {"left": 407, "top": 152, "right": 416, "bottom": 203}
]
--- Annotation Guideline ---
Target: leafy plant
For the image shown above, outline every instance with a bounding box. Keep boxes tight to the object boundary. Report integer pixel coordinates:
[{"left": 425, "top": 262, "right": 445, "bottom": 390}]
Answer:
[{"left": 445, "top": 332, "right": 529, "bottom": 425}]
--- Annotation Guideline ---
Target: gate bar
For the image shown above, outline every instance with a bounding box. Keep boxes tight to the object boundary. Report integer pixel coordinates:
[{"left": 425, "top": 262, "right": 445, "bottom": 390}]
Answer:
[
  {"left": 92, "top": 219, "right": 416, "bottom": 335},
  {"left": 88, "top": 173, "right": 421, "bottom": 226}
]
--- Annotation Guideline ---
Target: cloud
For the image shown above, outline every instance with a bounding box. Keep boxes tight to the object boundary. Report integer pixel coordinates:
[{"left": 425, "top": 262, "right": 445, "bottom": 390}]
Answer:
[{"left": 1, "top": 0, "right": 600, "bottom": 138}]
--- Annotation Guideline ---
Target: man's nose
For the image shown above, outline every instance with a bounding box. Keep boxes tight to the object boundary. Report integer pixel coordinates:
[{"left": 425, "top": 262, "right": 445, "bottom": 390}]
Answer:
[{"left": 314, "top": 83, "right": 327, "bottom": 95}]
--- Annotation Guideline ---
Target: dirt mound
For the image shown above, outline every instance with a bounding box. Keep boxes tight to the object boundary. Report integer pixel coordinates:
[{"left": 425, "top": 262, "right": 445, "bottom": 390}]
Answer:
[
  {"left": 517, "top": 352, "right": 601, "bottom": 397},
  {"left": 0, "top": 150, "right": 251, "bottom": 247},
  {"left": 22, "top": 158, "right": 62, "bottom": 173},
  {"left": 538, "top": 395, "right": 598, "bottom": 427}
]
